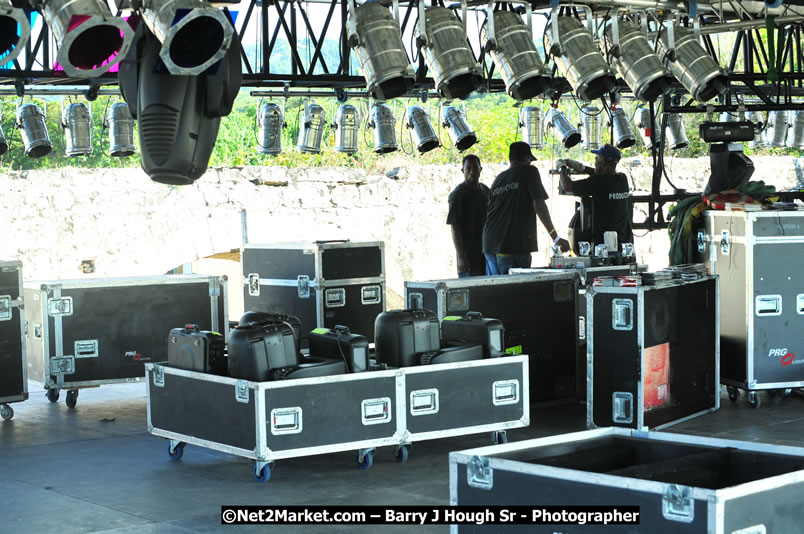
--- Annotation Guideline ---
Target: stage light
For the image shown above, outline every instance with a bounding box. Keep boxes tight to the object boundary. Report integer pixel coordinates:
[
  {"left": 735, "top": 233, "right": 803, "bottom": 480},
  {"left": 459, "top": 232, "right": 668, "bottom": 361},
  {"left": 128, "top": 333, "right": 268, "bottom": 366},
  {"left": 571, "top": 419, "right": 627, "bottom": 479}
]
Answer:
[
  {"left": 656, "top": 26, "right": 728, "bottom": 102},
  {"left": 257, "top": 101, "right": 283, "bottom": 155},
  {"left": 544, "top": 16, "right": 616, "bottom": 101},
  {"left": 665, "top": 113, "right": 689, "bottom": 150},
  {"left": 580, "top": 105, "right": 601, "bottom": 150},
  {"left": 417, "top": 6, "right": 482, "bottom": 100},
  {"left": 106, "top": 101, "right": 135, "bottom": 157},
  {"left": 16, "top": 102, "right": 52, "bottom": 158},
  {"left": 635, "top": 104, "right": 654, "bottom": 150},
  {"left": 406, "top": 105, "right": 439, "bottom": 153},
  {"left": 333, "top": 103, "right": 359, "bottom": 155},
  {"left": 745, "top": 111, "right": 764, "bottom": 149},
  {"left": 297, "top": 101, "right": 326, "bottom": 154},
  {"left": 141, "top": 0, "right": 234, "bottom": 76},
  {"left": 34, "top": 0, "right": 134, "bottom": 77},
  {"left": 441, "top": 104, "right": 476, "bottom": 151},
  {"left": 369, "top": 102, "right": 397, "bottom": 154},
  {"left": 546, "top": 107, "right": 580, "bottom": 149},
  {"left": 520, "top": 106, "right": 544, "bottom": 149},
  {"left": 481, "top": 9, "right": 551, "bottom": 101},
  {"left": 786, "top": 110, "right": 804, "bottom": 149},
  {"left": 764, "top": 110, "right": 788, "bottom": 148},
  {"left": 348, "top": 0, "right": 414, "bottom": 101},
  {"left": 0, "top": 106, "right": 7, "bottom": 156},
  {"left": 611, "top": 107, "right": 636, "bottom": 149},
  {"left": 0, "top": 2, "right": 31, "bottom": 68},
  {"left": 602, "top": 18, "right": 673, "bottom": 102},
  {"left": 61, "top": 102, "right": 92, "bottom": 156}
]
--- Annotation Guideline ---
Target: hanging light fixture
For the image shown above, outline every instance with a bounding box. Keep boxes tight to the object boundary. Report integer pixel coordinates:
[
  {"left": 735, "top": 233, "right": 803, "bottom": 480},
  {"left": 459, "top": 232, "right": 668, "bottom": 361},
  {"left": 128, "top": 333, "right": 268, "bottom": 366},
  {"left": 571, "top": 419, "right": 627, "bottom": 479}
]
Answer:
[
  {"left": 546, "top": 107, "right": 581, "bottom": 149},
  {"left": 745, "top": 110, "right": 764, "bottom": 149},
  {"left": 105, "top": 102, "right": 135, "bottom": 157},
  {"left": 520, "top": 106, "right": 544, "bottom": 149},
  {"left": 333, "top": 104, "right": 359, "bottom": 155},
  {"left": 0, "top": 1, "right": 31, "bottom": 68},
  {"left": 665, "top": 113, "right": 689, "bottom": 150},
  {"left": 416, "top": 6, "right": 483, "bottom": 100},
  {"left": 786, "top": 110, "right": 804, "bottom": 149},
  {"left": 656, "top": 26, "right": 728, "bottom": 102},
  {"left": 347, "top": 0, "right": 414, "bottom": 101},
  {"left": 296, "top": 101, "right": 326, "bottom": 154},
  {"left": 61, "top": 102, "right": 93, "bottom": 157},
  {"left": 141, "top": 0, "right": 233, "bottom": 76},
  {"left": 406, "top": 105, "right": 439, "bottom": 153},
  {"left": 544, "top": 15, "right": 616, "bottom": 102},
  {"left": 580, "top": 105, "right": 602, "bottom": 150},
  {"left": 369, "top": 102, "right": 397, "bottom": 154},
  {"left": 764, "top": 110, "right": 788, "bottom": 148},
  {"left": 719, "top": 110, "right": 742, "bottom": 123},
  {"left": 257, "top": 101, "right": 284, "bottom": 155},
  {"left": 611, "top": 107, "right": 636, "bottom": 149},
  {"left": 16, "top": 102, "right": 52, "bottom": 158},
  {"left": 481, "top": 9, "right": 551, "bottom": 101},
  {"left": 635, "top": 104, "right": 654, "bottom": 150},
  {"left": 32, "top": 0, "right": 134, "bottom": 77},
  {"left": 602, "top": 18, "right": 673, "bottom": 102},
  {"left": 442, "top": 104, "right": 477, "bottom": 151}
]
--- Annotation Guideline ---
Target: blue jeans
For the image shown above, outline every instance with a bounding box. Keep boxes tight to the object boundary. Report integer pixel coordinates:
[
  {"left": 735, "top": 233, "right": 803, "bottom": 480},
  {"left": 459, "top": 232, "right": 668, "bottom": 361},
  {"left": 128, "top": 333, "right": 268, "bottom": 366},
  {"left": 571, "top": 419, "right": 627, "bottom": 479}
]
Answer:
[{"left": 484, "top": 252, "right": 532, "bottom": 275}]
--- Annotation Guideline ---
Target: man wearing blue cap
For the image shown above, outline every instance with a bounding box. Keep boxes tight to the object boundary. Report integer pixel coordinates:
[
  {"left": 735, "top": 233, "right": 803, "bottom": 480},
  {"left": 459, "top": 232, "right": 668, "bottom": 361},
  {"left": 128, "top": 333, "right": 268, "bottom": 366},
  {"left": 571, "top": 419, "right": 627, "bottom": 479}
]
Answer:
[{"left": 558, "top": 144, "right": 634, "bottom": 248}]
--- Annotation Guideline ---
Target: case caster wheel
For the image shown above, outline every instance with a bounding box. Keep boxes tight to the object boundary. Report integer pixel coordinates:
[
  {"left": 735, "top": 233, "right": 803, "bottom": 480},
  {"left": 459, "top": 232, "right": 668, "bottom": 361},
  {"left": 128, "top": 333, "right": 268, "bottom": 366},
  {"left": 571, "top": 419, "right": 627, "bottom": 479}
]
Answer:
[
  {"left": 254, "top": 462, "right": 273, "bottom": 482},
  {"left": 783, "top": 388, "right": 793, "bottom": 398},
  {"left": 394, "top": 444, "right": 411, "bottom": 463},
  {"left": 748, "top": 392, "right": 761, "bottom": 409},
  {"left": 357, "top": 448, "right": 375, "bottom": 470},
  {"left": 492, "top": 431, "right": 508, "bottom": 445},
  {"left": 726, "top": 386, "right": 739, "bottom": 403},
  {"left": 168, "top": 441, "right": 186, "bottom": 460},
  {"left": 65, "top": 389, "right": 79, "bottom": 409},
  {"left": 46, "top": 388, "right": 60, "bottom": 403},
  {"left": 0, "top": 404, "right": 13, "bottom": 421}
]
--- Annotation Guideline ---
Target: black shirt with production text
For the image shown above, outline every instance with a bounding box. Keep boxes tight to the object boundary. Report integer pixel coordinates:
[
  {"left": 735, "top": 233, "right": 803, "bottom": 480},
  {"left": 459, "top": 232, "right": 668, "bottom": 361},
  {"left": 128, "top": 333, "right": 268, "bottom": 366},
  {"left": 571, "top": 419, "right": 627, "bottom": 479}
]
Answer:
[
  {"left": 447, "top": 181, "right": 490, "bottom": 275},
  {"left": 482, "top": 164, "right": 549, "bottom": 254},
  {"left": 571, "top": 172, "right": 633, "bottom": 246}
]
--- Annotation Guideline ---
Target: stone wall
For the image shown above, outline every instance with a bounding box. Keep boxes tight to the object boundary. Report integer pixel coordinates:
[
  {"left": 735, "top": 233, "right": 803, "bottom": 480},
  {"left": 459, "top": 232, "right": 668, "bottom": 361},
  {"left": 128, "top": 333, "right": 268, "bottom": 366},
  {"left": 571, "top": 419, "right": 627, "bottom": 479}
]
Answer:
[{"left": 2, "top": 156, "right": 802, "bottom": 316}]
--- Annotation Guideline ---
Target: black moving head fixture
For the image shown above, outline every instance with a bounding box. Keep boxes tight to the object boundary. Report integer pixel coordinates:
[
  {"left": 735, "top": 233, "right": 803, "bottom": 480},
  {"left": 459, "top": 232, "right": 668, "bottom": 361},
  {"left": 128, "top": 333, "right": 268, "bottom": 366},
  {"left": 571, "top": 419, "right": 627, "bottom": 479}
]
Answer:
[{"left": 117, "top": 18, "right": 241, "bottom": 185}]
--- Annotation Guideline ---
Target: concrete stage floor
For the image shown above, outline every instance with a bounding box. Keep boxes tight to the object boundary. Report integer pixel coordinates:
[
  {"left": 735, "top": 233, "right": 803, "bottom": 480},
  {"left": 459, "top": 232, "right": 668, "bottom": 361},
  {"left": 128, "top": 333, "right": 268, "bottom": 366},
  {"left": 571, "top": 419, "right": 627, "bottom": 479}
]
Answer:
[{"left": 2, "top": 383, "right": 804, "bottom": 533}]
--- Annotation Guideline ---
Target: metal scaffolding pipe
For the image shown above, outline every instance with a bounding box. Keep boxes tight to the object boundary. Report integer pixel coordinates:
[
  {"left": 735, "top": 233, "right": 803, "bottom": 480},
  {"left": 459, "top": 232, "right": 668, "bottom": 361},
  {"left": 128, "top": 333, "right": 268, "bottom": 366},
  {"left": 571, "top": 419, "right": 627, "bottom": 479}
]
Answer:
[{"left": 0, "top": 86, "right": 120, "bottom": 96}]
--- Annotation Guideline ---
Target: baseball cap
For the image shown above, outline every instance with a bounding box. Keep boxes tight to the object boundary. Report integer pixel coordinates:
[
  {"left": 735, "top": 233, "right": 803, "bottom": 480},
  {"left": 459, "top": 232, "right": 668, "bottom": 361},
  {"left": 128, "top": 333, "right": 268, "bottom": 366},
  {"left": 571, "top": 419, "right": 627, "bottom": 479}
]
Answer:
[
  {"left": 509, "top": 141, "right": 537, "bottom": 162},
  {"left": 590, "top": 144, "right": 621, "bottom": 163}
]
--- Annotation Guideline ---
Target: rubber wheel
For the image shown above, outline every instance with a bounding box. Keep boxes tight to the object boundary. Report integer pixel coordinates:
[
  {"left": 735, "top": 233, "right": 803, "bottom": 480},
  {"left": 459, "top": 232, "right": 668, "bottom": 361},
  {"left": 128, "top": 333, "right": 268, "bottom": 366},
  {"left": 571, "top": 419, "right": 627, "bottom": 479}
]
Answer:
[
  {"left": 726, "top": 386, "right": 739, "bottom": 403},
  {"left": 783, "top": 388, "right": 793, "bottom": 398},
  {"left": 66, "top": 390, "right": 78, "bottom": 409},
  {"left": 748, "top": 392, "right": 761, "bottom": 409},
  {"left": 492, "top": 431, "right": 508, "bottom": 445},
  {"left": 0, "top": 404, "right": 13, "bottom": 421},
  {"left": 168, "top": 442, "right": 186, "bottom": 460},
  {"left": 255, "top": 464, "right": 272, "bottom": 482},
  {"left": 46, "top": 388, "right": 60, "bottom": 403},
  {"left": 358, "top": 450, "right": 374, "bottom": 470},
  {"left": 394, "top": 445, "right": 410, "bottom": 464}
]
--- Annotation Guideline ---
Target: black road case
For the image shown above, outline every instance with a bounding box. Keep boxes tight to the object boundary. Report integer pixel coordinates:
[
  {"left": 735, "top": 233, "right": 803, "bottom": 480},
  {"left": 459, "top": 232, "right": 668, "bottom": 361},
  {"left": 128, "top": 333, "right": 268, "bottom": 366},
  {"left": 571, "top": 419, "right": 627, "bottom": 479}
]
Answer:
[
  {"left": 145, "top": 355, "right": 528, "bottom": 481},
  {"left": 24, "top": 274, "right": 228, "bottom": 408},
  {"left": 586, "top": 275, "right": 719, "bottom": 430},
  {"left": 450, "top": 427, "right": 804, "bottom": 533},
  {"left": 699, "top": 209, "right": 804, "bottom": 407},
  {"left": 404, "top": 272, "right": 579, "bottom": 403},
  {"left": 242, "top": 241, "right": 385, "bottom": 342},
  {"left": 0, "top": 260, "right": 26, "bottom": 421}
]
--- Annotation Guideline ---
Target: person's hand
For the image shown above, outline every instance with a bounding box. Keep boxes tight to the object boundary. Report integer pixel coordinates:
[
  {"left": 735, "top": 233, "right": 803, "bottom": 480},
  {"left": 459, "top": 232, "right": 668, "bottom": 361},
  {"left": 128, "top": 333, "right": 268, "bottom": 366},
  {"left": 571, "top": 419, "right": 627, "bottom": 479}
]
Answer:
[
  {"left": 566, "top": 159, "right": 586, "bottom": 172},
  {"left": 555, "top": 238, "right": 571, "bottom": 253}
]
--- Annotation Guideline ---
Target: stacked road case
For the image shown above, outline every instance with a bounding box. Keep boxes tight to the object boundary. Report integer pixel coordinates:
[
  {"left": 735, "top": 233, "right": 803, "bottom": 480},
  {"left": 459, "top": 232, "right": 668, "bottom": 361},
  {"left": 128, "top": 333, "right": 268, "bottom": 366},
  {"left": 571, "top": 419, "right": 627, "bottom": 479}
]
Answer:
[
  {"left": 146, "top": 355, "right": 528, "bottom": 481},
  {"left": 24, "top": 274, "right": 228, "bottom": 408},
  {"left": 242, "top": 241, "right": 385, "bottom": 342},
  {"left": 404, "top": 272, "right": 579, "bottom": 403},
  {"left": 699, "top": 209, "right": 804, "bottom": 407},
  {"left": 586, "top": 274, "right": 719, "bottom": 430},
  {"left": 450, "top": 427, "right": 804, "bottom": 533},
  {"left": 0, "top": 260, "right": 26, "bottom": 420}
]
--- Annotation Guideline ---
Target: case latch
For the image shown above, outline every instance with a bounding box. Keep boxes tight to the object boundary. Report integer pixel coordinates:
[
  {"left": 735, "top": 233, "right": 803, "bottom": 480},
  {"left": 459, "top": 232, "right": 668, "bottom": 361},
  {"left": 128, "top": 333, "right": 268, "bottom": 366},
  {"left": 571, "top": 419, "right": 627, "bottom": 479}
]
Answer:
[
  {"left": 612, "top": 392, "right": 633, "bottom": 424},
  {"left": 247, "top": 273, "right": 260, "bottom": 297},
  {"left": 48, "top": 297, "right": 73, "bottom": 317},
  {"left": 297, "top": 275, "right": 311, "bottom": 299},
  {"left": 720, "top": 230, "right": 730, "bottom": 255},
  {"left": 50, "top": 356, "right": 75, "bottom": 376},
  {"left": 0, "top": 295, "right": 11, "bottom": 321},
  {"left": 467, "top": 455, "right": 493, "bottom": 490},
  {"left": 696, "top": 230, "right": 706, "bottom": 253},
  {"left": 235, "top": 380, "right": 250, "bottom": 403},
  {"left": 152, "top": 365, "right": 165, "bottom": 387},
  {"left": 663, "top": 484, "right": 694, "bottom": 523}
]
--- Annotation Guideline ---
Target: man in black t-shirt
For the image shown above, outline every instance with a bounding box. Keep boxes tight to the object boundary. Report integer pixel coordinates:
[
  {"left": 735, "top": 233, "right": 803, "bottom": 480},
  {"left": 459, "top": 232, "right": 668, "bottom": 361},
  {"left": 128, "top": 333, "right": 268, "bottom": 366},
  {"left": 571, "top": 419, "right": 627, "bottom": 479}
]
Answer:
[
  {"left": 447, "top": 154, "right": 489, "bottom": 277},
  {"left": 559, "top": 144, "right": 634, "bottom": 248},
  {"left": 482, "top": 142, "right": 570, "bottom": 275}
]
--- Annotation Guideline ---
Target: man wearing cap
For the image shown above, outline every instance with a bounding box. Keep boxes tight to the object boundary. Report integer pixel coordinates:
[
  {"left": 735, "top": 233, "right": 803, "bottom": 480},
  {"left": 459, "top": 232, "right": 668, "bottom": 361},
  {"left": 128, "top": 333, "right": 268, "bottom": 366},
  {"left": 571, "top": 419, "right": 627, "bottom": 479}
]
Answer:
[
  {"left": 559, "top": 144, "right": 634, "bottom": 248},
  {"left": 482, "top": 142, "right": 570, "bottom": 275}
]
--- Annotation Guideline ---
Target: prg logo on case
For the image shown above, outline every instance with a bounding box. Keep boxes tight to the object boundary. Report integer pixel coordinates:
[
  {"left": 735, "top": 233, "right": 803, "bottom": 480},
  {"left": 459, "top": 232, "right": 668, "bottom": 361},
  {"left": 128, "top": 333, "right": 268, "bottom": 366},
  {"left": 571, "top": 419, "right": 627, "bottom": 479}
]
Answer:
[{"left": 768, "top": 348, "right": 797, "bottom": 366}]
